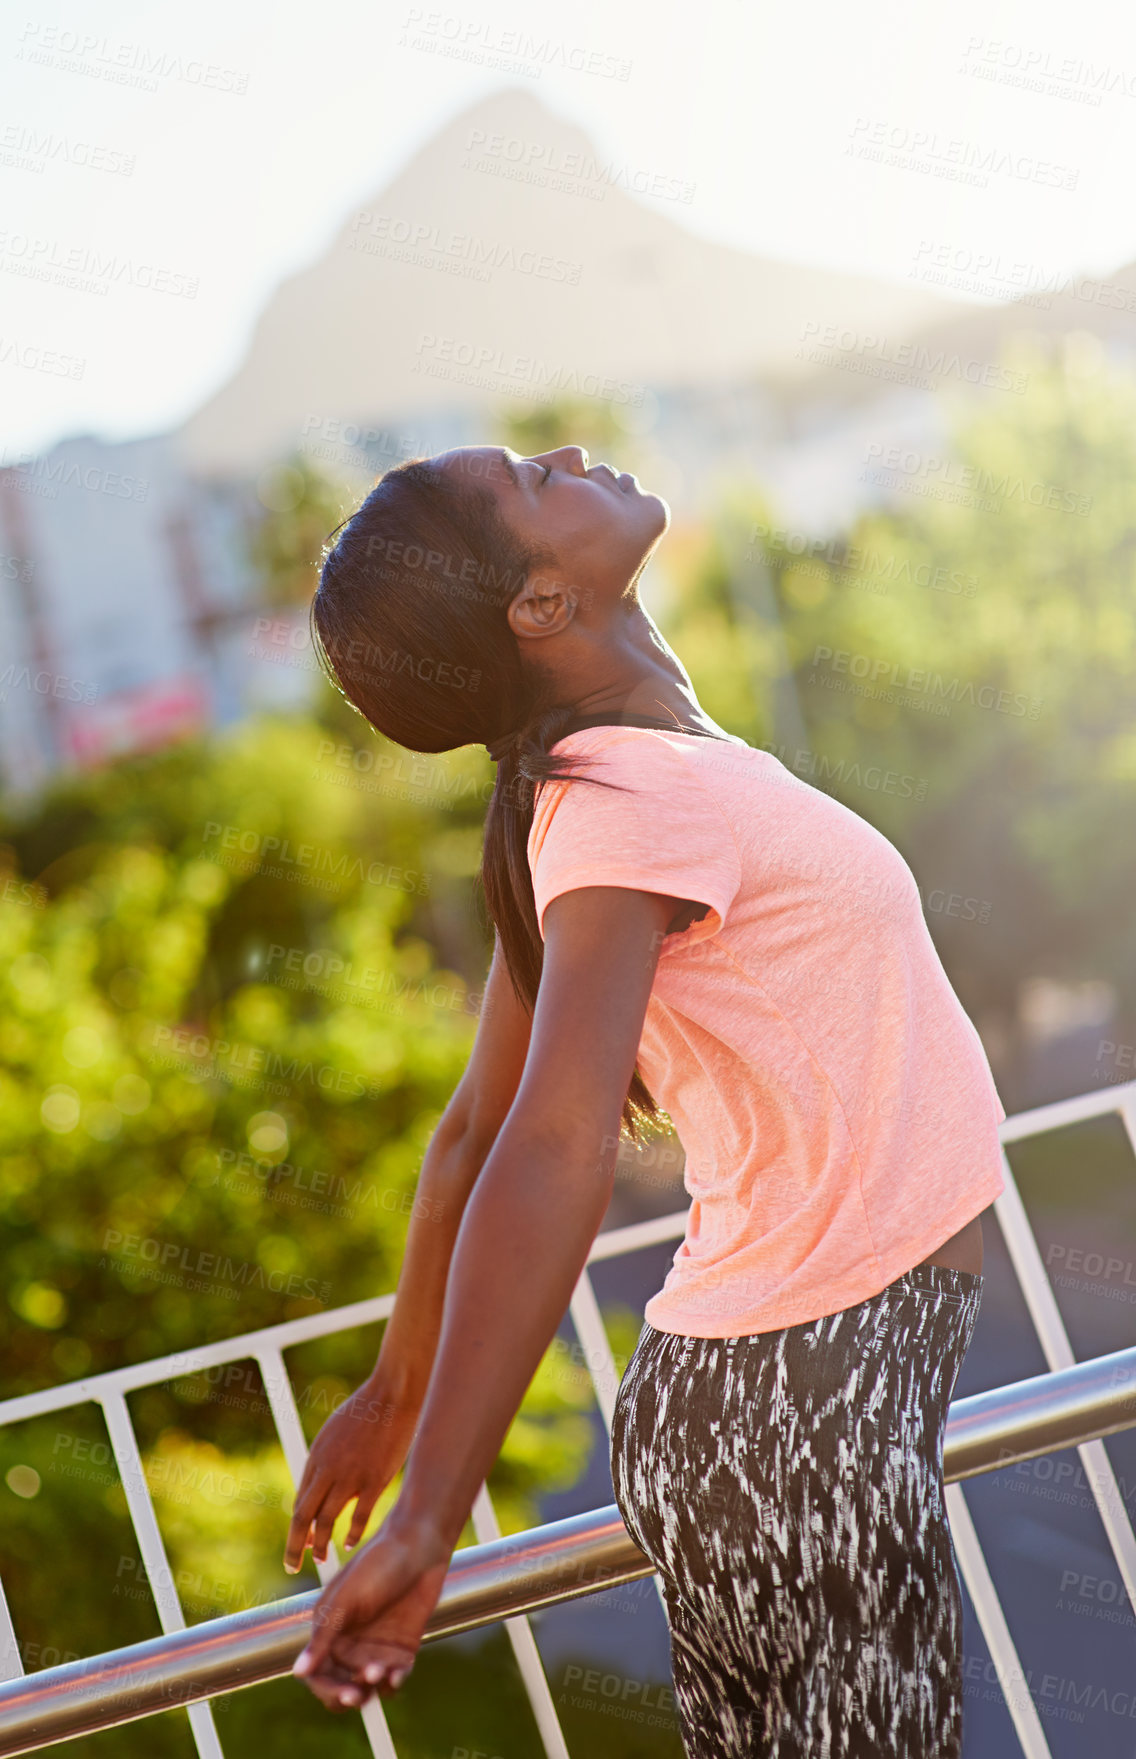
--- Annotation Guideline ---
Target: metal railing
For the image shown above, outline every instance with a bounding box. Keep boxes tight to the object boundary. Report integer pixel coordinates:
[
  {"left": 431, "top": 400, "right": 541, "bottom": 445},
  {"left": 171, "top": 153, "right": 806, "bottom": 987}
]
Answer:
[
  {"left": 1, "top": 1074, "right": 1134, "bottom": 1759},
  {"left": 4, "top": 1339, "right": 1136, "bottom": 1755}
]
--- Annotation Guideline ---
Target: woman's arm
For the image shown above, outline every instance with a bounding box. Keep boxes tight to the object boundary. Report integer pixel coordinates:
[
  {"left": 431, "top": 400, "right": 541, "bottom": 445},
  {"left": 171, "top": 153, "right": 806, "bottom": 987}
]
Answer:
[
  {"left": 368, "top": 933, "right": 536, "bottom": 1407},
  {"left": 283, "top": 934, "right": 533, "bottom": 1571},
  {"left": 293, "top": 883, "right": 678, "bottom": 1704}
]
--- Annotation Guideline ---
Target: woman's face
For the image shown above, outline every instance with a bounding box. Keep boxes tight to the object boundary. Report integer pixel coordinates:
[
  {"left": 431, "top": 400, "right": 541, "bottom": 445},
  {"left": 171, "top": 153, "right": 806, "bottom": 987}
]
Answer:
[{"left": 431, "top": 444, "right": 669, "bottom": 605}]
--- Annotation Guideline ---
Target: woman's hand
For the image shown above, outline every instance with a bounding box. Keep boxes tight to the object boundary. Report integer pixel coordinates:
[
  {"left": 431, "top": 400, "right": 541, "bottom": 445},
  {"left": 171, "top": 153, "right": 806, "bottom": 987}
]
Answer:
[
  {"left": 284, "top": 1374, "right": 421, "bottom": 1572},
  {"left": 292, "top": 1510, "right": 454, "bottom": 1708}
]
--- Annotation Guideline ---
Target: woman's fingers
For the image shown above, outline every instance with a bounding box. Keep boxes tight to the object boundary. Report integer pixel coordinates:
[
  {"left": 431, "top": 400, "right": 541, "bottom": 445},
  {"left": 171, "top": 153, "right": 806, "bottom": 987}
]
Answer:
[
  {"left": 344, "top": 1491, "right": 380, "bottom": 1550},
  {"left": 309, "top": 1489, "right": 348, "bottom": 1564},
  {"left": 297, "top": 1656, "right": 369, "bottom": 1712},
  {"left": 286, "top": 1484, "right": 383, "bottom": 1571},
  {"left": 283, "top": 1471, "right": 331, "bottom": 1573},
  {"left": 332, "top": 1634, "right": 415, "bottom": 1692},
  {"left": 296, "top": 1633, "right": 383, "bottom": 1710}
]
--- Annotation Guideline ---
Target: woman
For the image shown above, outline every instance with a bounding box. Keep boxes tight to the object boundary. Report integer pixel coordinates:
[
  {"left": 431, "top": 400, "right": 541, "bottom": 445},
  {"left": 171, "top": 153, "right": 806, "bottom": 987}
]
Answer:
[{"left": 285, "top": 444, "right": 1005, "bottom": 1756}]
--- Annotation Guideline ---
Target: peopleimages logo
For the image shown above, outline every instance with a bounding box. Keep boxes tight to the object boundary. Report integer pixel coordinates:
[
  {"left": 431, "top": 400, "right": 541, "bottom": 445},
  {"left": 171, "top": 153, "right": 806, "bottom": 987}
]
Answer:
[
  {"left": 862, "top": 442, "right": 1091, "bottom": 514},
  {"left": 201, "top": 822, "right": 430, "bottom": 894},
  {"left": 747, "top": 521, "right": 979, "bottom": 597},
  {"left": 0, "top": 663, "right": 97, "bottom": 703},
  {"left": 797, "top": 320, "right": 1028, "bottom": 394},
  {"left": 397, "top": 10, "right": 633, "bottom": 83},
  {"left": 844, "top": 117, "right": 1079, "bottom": 190},
  {"left": 144, "top": 1022, "right": 386, "bottom": 1099},
  {"left": 411, "top": 333, "right": 645, "bottom": 405},
  {"left": 15, "top": 23, "right": 250, "bottom": 95},
  {"left": 0, "top": 124, "right": 135, "bottom": 175},
  {"left": 462, "top": 127, "right": 695, "bottom": 203},
  {"left": 958, "top": 35, "right": 1136, "bottom": 104},
  {"left": 760, "top": 741, "right": 930, "bottom": 802},
  {"left": 809, "top": 646, "right": 1042, "bottom": 718},
  {"left": 99, "top": 1228, "right": 331, "bottom": 1304},
  {"left": 0, "top": 231, "right": 198, "bottom": 298},
  {"left": 0, "top": 334, "right": 86, "bottom": 377},
  {"left": 0, "top": 447, "right": 148, "bottom": 501},
  {"left": 349, "top": 210, "right": 583, "bottom": 285}
]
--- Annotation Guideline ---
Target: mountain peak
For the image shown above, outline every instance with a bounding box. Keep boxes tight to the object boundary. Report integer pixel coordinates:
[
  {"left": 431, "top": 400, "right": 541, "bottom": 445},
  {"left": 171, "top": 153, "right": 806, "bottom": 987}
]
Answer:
[{"left": 175, "top": 86, "right": 959, "bottom": 474}]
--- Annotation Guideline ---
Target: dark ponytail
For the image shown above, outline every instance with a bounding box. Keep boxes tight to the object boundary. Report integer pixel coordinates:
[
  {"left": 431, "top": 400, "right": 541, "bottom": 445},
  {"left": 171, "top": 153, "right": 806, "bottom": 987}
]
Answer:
[{"left": 310, "top": 455, "right": 660, "bottom": 1139}]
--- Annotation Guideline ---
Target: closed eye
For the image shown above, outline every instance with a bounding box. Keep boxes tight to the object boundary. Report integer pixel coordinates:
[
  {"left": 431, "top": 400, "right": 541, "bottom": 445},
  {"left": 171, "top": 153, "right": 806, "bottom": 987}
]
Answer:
[{"left": 539, "top": 462, "right": 552, "bottom": 486}]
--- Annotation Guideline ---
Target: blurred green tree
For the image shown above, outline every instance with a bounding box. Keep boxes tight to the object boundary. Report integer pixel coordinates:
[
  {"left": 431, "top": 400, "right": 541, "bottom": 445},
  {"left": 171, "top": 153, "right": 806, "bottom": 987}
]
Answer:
[
  {"left": 498, "top": 394, "right": 628, "bottom": 461},
  {"left": 247, "top": 453, "right": 354, "bottom": 607}
]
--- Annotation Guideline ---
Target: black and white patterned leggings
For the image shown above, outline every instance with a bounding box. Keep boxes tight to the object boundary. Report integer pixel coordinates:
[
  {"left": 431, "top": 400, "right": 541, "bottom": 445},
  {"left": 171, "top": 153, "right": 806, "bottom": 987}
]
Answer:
[{"left": 610, "top": 1260, "right": 983, "bottom": 1758}]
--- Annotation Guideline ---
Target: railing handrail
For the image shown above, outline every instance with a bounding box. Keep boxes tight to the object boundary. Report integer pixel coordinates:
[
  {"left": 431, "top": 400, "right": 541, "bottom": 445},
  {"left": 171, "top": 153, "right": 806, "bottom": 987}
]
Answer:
[{"left": 3, "top": 1339, "right": 1136, "bottom": 1755}]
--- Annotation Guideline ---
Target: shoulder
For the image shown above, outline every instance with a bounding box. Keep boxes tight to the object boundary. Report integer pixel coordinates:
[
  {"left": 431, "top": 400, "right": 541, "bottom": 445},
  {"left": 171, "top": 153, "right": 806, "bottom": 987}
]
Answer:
[
  {"left": 527, "top": 728, "right": 747, "bottom": 939},
  {"left": 544, "top": 726, "right": 749, "bottom": 794},
  {"left": 530, "top": 727, "right": 744, "bottom": 850},
  {"left": 534, "top": 728, "right": 692, "bottom": 816}
]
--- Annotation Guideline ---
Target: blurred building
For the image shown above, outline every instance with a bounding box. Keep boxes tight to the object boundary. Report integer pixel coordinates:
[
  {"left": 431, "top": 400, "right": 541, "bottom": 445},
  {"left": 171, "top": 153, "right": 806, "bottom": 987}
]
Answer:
[{"left": 0, "top": 434, "right": 319, "bottom": 796}]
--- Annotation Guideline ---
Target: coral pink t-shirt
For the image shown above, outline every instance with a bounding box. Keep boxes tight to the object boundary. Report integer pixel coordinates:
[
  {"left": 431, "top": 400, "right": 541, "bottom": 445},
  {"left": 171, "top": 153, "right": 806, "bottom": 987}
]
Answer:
[{"left": 528, "top": 725, "right": 1006, "bottom": 1338}]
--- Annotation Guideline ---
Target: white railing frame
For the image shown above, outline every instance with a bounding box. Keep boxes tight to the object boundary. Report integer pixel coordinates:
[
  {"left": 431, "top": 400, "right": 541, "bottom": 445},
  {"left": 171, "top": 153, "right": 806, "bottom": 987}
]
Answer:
[{"left": 1, "top": 1075, "right": 1134, "bottom": 1758}]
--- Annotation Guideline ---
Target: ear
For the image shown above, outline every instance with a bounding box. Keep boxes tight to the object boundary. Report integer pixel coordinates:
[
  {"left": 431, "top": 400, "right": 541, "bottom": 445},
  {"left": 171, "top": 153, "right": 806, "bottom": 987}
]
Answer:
[{"left": 505, "top": 573, "right": 580, "bottom": 643}]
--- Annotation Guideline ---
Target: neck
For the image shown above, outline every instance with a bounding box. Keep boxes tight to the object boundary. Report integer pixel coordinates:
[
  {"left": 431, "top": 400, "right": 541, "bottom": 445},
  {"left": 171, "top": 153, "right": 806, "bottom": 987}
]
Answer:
[{"left": 545, "top": 603, "right": 732, "bottom": 739}]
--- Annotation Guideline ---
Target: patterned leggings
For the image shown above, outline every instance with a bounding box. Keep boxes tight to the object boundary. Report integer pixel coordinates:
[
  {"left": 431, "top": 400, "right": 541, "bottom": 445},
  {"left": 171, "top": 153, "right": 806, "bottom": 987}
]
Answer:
[{"left": 610, "top": 1261, "right": 983, "bottom": 1759}]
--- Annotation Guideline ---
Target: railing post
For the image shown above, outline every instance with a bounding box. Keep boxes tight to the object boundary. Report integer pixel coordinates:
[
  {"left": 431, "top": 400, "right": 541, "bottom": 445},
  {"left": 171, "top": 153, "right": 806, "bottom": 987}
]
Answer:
[
  {"left": 993, "top": 1149, "right": 1136, "bottom": 1618},
  {"left": 99, "top": 1392, "right": 225, "bottom": 1759},
  {"left": 945, "top": 1484, "right": 1052, "bottom": 1759},
  {"left": 0, "top": 1583, "right": 21, "bottom": 1687},
  {"left": 469, "top": 1485, "right": 571, "bottom": 1759},
  {"left": 253, "top": 1346, "right": 399, "bottom": 1759}
]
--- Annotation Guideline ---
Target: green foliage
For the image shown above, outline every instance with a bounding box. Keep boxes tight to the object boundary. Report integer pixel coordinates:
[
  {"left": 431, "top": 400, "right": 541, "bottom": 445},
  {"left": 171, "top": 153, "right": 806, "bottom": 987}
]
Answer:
[
  {"left": 0, "top": 710, "right": 608, "bottom": 1752},
  {"left": 499, "top": 396, "right": 627, "bottom": 461},
  {"left": 0, "top": 716, "right": 495, "bottom": 1389},
  {"left": 246, "top": 452, "right": 356, "bottom": 607}
]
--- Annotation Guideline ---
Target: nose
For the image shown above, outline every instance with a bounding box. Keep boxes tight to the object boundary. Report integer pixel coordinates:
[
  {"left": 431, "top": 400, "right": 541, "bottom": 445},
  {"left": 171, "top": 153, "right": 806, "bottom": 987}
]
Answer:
[{"left": 532, "top": 445, "right": 589, "bottom": 474}]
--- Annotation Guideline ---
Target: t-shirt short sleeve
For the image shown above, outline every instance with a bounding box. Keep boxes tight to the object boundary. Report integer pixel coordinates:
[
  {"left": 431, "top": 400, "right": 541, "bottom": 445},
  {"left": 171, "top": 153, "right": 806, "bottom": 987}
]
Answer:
[{"left": 527, "top": 733, "right": 743, "bottom": 942}]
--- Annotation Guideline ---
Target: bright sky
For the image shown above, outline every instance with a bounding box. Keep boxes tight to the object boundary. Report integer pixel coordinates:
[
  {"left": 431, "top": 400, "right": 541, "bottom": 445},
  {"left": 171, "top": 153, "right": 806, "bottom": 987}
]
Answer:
[{"left": 3, "top": 0, "right": 1136, "bottom": 459}]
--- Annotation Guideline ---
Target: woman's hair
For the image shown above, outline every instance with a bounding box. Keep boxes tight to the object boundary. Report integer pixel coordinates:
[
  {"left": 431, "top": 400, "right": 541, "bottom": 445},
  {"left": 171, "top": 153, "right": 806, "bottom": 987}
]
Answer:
[{"left": 310, "top": 456, "right": 660, "bottom": 1138}]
